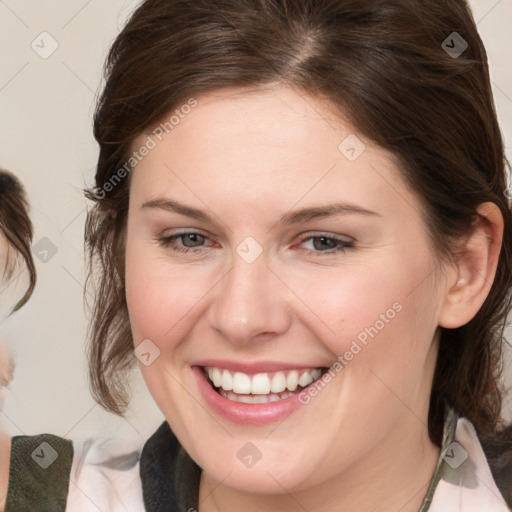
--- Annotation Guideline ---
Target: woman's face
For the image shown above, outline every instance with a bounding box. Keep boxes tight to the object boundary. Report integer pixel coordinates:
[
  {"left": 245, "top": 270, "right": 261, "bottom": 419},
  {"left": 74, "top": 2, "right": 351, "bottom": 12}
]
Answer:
[{"left": 125, "top": 84, "right": 448, "bottom": 493}]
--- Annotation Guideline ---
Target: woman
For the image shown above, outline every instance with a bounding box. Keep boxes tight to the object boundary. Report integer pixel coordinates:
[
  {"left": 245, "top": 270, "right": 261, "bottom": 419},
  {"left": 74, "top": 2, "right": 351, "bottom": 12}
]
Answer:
[
  {"left": 0, "top": 170, "right": 35, "bottom": 321},
  {"left": 3, "top": 0, "right": 512, "bottom": 510},
  {"left": 0, "top": 169, "right": 36, "bottom": 511}
]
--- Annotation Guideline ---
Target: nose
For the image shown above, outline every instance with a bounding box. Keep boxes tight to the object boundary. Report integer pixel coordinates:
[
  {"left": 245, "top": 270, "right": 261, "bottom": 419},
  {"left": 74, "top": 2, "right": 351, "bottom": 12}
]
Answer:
[{"left": 207, "top": 251, "right": 292, "bottom": 347}]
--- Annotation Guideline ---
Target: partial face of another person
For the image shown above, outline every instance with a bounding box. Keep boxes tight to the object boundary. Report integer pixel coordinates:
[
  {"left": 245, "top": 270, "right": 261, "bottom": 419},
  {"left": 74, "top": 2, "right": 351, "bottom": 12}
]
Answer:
[
  {"left": 125, "top": 84, "right": 450, "bottom": 493},
  {"left": 0, "top": 231, "right": 30, "bottom": 323}
]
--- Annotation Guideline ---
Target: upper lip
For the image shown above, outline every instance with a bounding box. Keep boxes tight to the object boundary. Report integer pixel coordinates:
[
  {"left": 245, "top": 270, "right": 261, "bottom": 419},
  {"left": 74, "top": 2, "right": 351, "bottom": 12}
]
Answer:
[{"left": 193, "top": 359, "right": 329, "bottom": 374}]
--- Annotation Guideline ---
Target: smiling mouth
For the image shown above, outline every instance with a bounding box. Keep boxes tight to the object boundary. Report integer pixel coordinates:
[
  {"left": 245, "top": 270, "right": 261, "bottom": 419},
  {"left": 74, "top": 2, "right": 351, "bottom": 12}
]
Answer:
[{"left": 202, "top": 366, "right": 329, "bottom": 404}]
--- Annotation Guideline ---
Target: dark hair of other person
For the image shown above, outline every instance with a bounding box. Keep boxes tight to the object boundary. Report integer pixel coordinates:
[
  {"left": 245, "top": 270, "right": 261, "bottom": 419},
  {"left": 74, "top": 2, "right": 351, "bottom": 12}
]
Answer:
[{"left": 0, "top": 169, "right": 36, "bottom": 312}]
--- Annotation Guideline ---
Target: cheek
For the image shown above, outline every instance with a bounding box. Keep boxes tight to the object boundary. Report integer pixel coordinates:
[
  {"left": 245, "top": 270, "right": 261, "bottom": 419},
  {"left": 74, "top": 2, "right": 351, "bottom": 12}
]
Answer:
[
  {"left": 290, "top": 252, "right": 439, "bottom": 374},
  {"left": 125, "top": 240, "right": 209, "bottom": 346}
]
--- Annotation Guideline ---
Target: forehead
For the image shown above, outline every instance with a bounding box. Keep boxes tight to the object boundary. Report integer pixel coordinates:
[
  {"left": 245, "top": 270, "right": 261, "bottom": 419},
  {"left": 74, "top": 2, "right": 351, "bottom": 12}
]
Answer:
[{"left": 128, "top": 84, "right": 415, "bottom": 223}]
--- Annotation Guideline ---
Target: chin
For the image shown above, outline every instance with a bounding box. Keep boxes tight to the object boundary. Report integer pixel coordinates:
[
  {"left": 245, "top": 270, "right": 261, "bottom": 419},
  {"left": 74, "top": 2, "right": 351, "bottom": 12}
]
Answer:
[
  {"left": 189, "top": 432, "right": 319, "bottom": 495},
  {"left": 209, "top": 464, "right": 310, "bottom": 495}
]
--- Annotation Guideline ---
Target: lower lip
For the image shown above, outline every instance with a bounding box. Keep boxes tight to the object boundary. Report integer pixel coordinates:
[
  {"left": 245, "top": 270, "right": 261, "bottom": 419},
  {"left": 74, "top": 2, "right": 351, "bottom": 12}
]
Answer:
[{"left": 192, "top": 366, "right": 306, "bottom": 425}]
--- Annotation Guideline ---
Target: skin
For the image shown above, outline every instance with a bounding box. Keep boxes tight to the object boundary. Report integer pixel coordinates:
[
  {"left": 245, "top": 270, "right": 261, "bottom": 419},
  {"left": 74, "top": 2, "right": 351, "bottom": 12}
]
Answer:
[
  {"left": 0, "top": 232, "right": 17, "bottom": 510},
  {"left": 0, "top": 223, "right": 33, "bottom": 510},
  {"left": 0, "top": 432, "right": 9, "bottom": 511},
  {"left": 125, "top": 82, "right": 503, "bottom": 512},
  {"left": 0, "top": 233, "right": 12, "bottom": 511},
  {"left": 0, "top": 233, "right": 27, "bottom": 396}
]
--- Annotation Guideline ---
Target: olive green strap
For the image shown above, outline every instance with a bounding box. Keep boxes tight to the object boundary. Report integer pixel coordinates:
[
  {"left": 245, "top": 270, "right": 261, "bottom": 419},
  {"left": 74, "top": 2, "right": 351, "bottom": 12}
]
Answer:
[
  {"left": 418, "top": 407, "right": 458, "bottom": 512},
  {"left": 5, "top": 433, "right": 73, "bottom": 512}
]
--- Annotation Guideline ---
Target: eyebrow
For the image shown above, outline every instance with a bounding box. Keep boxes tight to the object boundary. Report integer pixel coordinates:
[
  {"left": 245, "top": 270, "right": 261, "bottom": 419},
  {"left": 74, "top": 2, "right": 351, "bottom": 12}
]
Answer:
[{"left": 141, "top": 199, "right": 380, "bottom": 225}]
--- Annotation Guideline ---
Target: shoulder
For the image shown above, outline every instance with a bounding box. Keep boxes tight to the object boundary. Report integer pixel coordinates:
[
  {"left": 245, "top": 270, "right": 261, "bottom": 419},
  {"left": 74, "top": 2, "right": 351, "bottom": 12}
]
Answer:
[
  {"left": 140, "top": 420, "right": 201, "bottom": 511},
  {"left": 480, "top": 423, "right": 512, "bottom": 509},
  {"left": 3, "top": 428, "right": 147, "bottom": 512},
  {"left": 4, "top": 430, "right": 73, "bottom": 511},
  {"left": 429, "top": 414, "right": 511, "bottom": 512},
  {"left": 66, "top": 431, "right": 144, "bottom": 511}
]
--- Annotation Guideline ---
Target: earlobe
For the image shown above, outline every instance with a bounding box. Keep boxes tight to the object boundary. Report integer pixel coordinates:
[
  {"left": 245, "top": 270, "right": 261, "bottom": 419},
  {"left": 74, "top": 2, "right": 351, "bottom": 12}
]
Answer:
[{"left": 438, "top": 202, "right": 504, "bottom": 329}]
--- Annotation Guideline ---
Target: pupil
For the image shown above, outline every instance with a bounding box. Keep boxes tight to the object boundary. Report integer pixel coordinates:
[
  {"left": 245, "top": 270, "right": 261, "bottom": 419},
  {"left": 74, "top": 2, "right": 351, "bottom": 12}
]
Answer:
[
  {"left": 185, "top": 234, "right": 202, "bottom": 247},
  {"left": 314, "top": 237, "right": 335, "bottom": 250}
]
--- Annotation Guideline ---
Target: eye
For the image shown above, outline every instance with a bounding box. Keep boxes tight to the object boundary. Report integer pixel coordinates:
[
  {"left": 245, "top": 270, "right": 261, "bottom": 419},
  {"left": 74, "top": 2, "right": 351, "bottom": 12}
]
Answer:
[
  {"left": 158, "top": 231, "right": 211, "bottom": 254},
  {"left": 157, "top": 231, "right": 354, "bottom": 257},
  {"left": 297, "top": 234, "right": 354, "bottom": 256}
]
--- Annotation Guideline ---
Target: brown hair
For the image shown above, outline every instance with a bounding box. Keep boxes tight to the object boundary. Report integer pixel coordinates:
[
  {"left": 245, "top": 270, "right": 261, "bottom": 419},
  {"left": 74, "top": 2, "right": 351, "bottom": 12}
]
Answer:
[
  {"left": 0, "top": 169, "right": 36, "bottom": 312},
  {"left": 85, "top": 0, "right": 512, "bottom": 493}
]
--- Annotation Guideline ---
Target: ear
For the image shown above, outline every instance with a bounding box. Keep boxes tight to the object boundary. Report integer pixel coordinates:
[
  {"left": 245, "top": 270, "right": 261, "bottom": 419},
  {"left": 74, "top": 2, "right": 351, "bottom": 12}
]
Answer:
[{"left": 438, "top": 202, "right": 504, "bottom": 329}]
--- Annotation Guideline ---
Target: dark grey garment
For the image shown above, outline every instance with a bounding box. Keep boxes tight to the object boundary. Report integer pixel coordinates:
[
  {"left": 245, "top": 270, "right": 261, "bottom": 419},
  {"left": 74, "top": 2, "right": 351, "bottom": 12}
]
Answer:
[{"left": 5, "top": 433, "right": 73, "bottom": 512}]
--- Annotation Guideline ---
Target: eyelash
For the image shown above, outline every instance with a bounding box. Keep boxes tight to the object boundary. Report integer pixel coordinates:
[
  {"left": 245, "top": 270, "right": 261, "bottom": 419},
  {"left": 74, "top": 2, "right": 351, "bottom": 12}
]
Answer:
[{"left": 157, "top": 231, "right": 354, "bottom": 257}]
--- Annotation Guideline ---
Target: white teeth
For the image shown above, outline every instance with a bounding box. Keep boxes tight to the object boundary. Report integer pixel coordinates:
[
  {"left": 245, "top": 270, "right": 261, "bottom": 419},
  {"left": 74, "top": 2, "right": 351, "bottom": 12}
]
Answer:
[
  {"left": 212, "top": 367, "right": 222, "bottom": 388},
  {"left": 251, "top": 373, "right": 271, "bottom": 394},
  {"left": 270, "top": 372, "right": 287, "bottom": 393},
  {"left": 205, "top": 366, "right": 324, "bottom": 399},
  {"left": 233, "top": 372, "right": 252, "bottom": 394},
  {"left": 299, "top": 371, "right": 313, "bottom": 387},
  {"left": 221, "top": 370, "right": 233, "bottom": 391},
  {"left": 300, "top": 368, "right": 322, "bottom": 387},
  {"left": 286, "top": 370, "right": 299, "bottom": 391}
]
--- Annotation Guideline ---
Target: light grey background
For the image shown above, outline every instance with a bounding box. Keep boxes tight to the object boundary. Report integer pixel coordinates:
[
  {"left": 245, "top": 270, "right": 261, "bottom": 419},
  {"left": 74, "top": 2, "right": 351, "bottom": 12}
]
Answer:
[{"left": 0, "top": 0, "right": 511, "bottom": 443}]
